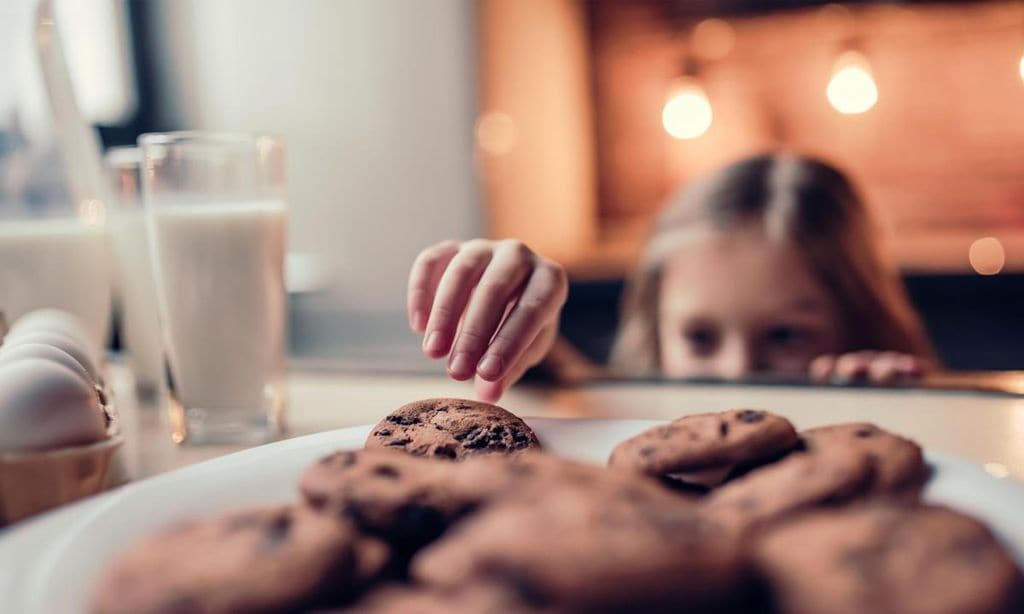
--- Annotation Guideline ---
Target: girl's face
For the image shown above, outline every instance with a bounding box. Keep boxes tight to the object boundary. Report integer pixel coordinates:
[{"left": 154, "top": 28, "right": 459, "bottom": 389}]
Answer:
[{"left": 657, "top": 230, "right": 844, "bottom": 379}]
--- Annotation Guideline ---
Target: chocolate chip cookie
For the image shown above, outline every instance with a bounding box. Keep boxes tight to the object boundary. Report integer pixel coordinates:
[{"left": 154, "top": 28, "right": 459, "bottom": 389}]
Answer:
[
  {"left": 341, "top": 584, "right": 547, "bottom": 614},
  {"left": 301, "top": 449, "right": 483, "bottom": 549},
  {"left": 365, "top": 398, "right": 540, "bottom": 460},
  {"left": 802, "top": 423, "right": 928, "bottom": 495},
  {"left": 301, "top": 449, "right": 654, "bottom": 551},
  {"left": 608, "top": 409, "right": 800, "bottom": 488},
  {"left": 91, "top": 505, "right": 389, "bottom": 614},
  {"left": 753, "top": 502, "right": 1024, "bottom": 614},
  {"left": 412, "top": 483, "right": 747, "bottom": 613},
  {"left": 703, "top": 445, "right": 873, "bottom": 534}
]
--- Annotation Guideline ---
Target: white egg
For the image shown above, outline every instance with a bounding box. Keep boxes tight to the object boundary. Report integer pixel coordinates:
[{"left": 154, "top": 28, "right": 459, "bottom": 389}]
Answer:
[
  {"left": 7, "top": 309, "right": 94, "bottom": 351},
  {"left": 0, "top": 358, "right": 107, "bottom": 453},
  {"left": 0, "top": 343, "right": 95, "bottom": 384},
  {"left": 1, "top": 331, "right": 99, "bottom": 381}
]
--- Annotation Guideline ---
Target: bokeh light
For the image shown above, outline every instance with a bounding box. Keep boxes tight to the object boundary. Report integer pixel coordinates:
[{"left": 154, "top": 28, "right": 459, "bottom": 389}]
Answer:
[
  {"left": 1019, "top": 53, "right": 1024, "bottom": 83},
  {"left": 983, "top": 462, "right": 1010, "bottom": 479},
  {"left": 475, "top": 111, "right": 517, "bottom": 156},
  {"left": 79, "top": 199, "right": 106, "bottom": 225},
  {"left": 826, "top": 51, "right": 878, "bottom": 115},
  {"left": 969, "top": 237, "right": 1005, "bottom": 275},
  {"left": 692, "top": 18, "right": 736, "bottom": 62},
  {"left": 662, "top": 81, "right": 713, "bottom": 140}
]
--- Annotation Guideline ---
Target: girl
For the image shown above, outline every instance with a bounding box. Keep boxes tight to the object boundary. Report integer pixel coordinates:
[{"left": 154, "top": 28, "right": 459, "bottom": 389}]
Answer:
[{"left": 407, "top": 153, "right": 934, "bottom": 401}]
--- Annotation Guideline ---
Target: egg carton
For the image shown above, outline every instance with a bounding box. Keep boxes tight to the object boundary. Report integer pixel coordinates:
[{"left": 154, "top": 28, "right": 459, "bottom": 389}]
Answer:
[{"left": 0, "top": 373, "right": 122, "bottom": 527}]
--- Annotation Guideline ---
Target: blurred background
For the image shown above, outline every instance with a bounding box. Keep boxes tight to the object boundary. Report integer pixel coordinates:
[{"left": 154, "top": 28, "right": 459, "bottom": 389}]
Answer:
[{"left": 50, "top": 0, "right": 1024, "bottom": 372}]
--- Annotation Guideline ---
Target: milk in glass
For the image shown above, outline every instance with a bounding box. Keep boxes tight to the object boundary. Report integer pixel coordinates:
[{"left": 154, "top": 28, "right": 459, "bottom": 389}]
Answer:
[
  {"left": 111, "top": 209, "right": 164, "bottom": 396},
  {"left": 0, "top": 217, "right": 112, "bottom": 351},
  {"left": 148, "top": 200, "right": 286, "bottom": 429}
]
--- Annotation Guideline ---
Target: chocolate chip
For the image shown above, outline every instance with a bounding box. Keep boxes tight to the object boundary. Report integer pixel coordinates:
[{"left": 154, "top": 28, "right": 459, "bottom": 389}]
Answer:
[
  {"left": 372, "top": 464, "right": 400, "bottom": 479},
  {"left": 433, "top": 445, "right": 457, "bottom": 459},
  {"left": 719, "top": 421, "right": 729, "bottom": 437},
  {"left": 306, "top": 492, "right": 328, "bottom": 509},
  {"left": 736, "top": 410, "right": 764, "bottom": 423},
  {"left": 393, "top": 503, "right": 448, "bottom": 544},
  {"left": 386, "top": 438, "right": 411, "bottom": 447},
  {"left": 855, "top": 427, "right": 877, "bottom": 438},
  {"left": 463, "top": 428, "right": 492, "bottom": 449},
  {"left": 386, "top": 414, "right": 421, "bottom": 426},
  {"left": 640, "top": 445, "right": 657, "bottom": 457},
  {"left": 375, "top": 428, "right": 392, "bottom": 437},
  {"left": 261, "top": 512, "right": 292, "bottom": 551}
]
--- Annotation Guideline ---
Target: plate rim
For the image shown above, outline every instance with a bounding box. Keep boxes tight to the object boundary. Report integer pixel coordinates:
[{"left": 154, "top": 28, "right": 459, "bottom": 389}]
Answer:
[{"left": 2, "top": 417, "right": 1023, "bottom": 612}]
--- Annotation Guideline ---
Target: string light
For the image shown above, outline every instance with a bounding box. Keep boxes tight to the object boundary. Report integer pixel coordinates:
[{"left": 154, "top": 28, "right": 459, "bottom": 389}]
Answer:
[
  {"left": 826, "top": 50, "right": 878, "bottom": 114},
  {"left": 662, "top": 78, "right": 713, "bottom": 140}
]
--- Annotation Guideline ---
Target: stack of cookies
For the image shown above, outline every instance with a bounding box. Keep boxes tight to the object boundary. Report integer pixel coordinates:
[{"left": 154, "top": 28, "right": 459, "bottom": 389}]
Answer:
[{"left": 91, "top": 400, "right": 1024, "bottom": 614}]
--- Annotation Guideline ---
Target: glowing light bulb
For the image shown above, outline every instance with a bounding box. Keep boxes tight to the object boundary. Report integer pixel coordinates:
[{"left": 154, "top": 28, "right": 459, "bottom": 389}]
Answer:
[
  {"left": 662, "top": 80, "right": 713, "bottom": 140},
  {"left": 826, "top": 51, "right": 878, "bottom": 115}
]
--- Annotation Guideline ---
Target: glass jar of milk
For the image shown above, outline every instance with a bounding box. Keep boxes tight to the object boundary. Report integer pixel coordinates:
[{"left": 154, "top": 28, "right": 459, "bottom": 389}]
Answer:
[{"left": 0, "top": 0, "right": 113, "bottom": 353}]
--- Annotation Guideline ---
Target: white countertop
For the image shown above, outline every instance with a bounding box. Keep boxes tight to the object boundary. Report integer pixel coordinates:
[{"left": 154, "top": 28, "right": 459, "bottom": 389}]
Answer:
[{"left": 111, "top": 363, "right": 1024, "bottom": 483}]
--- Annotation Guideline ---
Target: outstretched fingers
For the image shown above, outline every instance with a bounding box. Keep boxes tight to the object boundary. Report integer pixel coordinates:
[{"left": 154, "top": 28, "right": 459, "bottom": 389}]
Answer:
[{"left": 475, "top": 260, "right": 567, "bottom": 383}]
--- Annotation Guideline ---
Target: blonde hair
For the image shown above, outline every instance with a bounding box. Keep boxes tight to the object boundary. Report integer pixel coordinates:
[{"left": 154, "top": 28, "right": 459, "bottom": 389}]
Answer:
[{"left": 610, "top": 152, "right": 934, "bottom": 375}]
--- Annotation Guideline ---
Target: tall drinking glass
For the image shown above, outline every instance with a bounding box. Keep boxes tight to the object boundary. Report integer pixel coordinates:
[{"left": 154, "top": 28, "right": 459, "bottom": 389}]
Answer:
[
  {"left": 106, "top": 146, "right": 164, "bottom": 402},
  {"left": 138, "top": 132, "right": 287, "bottom": 445}
]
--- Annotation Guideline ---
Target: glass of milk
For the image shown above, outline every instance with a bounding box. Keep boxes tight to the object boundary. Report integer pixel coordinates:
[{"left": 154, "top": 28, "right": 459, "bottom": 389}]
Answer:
[
  {"left": 138, "top": 132, "right": 287, "bottom": 445},
  {"left": 0, "top": 0, "right": 114, "bottom": 353},
  {"left": 105, "top": 146, "right": 164, "bottom": 402}
]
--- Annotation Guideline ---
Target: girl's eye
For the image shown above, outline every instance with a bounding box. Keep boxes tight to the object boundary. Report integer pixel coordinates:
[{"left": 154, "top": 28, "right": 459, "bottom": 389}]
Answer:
[
  {"left": 683, "top": 327, "right": 718, "bottom": 356},
  {"left": 765, "top": 326, "right": 809, "bottom": 347}
]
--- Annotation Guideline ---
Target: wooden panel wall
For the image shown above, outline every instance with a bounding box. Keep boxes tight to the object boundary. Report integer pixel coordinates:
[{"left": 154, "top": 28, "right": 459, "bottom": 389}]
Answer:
[{"left": 482, "top": 0, "right": 1024, "bottom": 276}]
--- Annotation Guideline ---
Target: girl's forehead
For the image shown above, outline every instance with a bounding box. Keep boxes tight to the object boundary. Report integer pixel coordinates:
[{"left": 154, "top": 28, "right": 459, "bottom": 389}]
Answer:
[{"left": 658, "top": 236, "right": 835, "bottom": 318}]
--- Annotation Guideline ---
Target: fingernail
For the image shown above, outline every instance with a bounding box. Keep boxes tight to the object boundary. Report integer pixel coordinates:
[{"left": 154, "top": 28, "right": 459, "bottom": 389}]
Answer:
[
  {"left": 477, "top": 354, "right": 502, "bottom": 380},
  {"left": 411, "top": 311, "right": 426, "bottom": 332},
  {"left": 449, "top": 352, "right": 474, "bottom": 377},
  {"left": 424, "top": 331, "right": 445, "bottom": 355}
]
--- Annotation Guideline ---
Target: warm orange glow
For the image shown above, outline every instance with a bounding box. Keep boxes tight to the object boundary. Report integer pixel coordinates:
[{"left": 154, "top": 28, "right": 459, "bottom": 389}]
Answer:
[
  {"left": 475, "top": 111, "right": 517, "bottom": 156},
  {"left": 969, "top": 237, "right": 1005, "bottom": 275},
  {"left": 827, "top": 51, "right": 878, "bottom": 115},
  {"left": 692, "top": 18, "right": 735, "bottom": 62},
  {"left": 662, "top": 80, "right": 713, "bottom": 140},
  {"left": 1019, "top": 52, "right": 1024, "bottom": 83}
]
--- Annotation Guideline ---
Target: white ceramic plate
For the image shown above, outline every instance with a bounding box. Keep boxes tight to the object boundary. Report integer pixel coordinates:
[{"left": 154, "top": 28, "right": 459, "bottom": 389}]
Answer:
[{"left": 1, "top": 418, "right": 1023, "bottom": 613}]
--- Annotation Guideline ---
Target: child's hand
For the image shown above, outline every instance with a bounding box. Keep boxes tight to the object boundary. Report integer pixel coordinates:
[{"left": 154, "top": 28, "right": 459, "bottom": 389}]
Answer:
[
  {"left": 407, "top": 239, "right": 568, "bottom": 402},
  {"left": 809, "top": 351, "right": 930, "bottom": 384}
]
